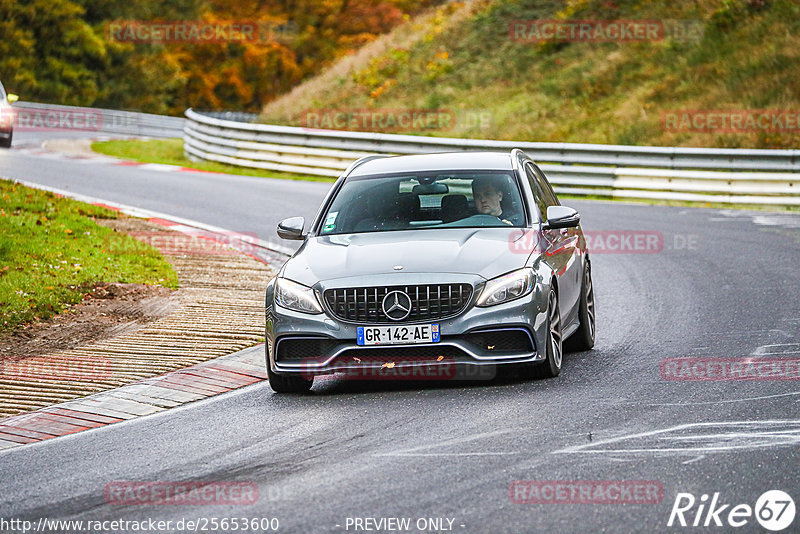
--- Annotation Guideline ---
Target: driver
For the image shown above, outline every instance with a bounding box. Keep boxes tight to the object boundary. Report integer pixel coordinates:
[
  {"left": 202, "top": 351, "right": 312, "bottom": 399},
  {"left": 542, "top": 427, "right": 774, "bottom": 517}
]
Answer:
[{"left": 472, "top": 176, "right": 514, "bottom": 225}]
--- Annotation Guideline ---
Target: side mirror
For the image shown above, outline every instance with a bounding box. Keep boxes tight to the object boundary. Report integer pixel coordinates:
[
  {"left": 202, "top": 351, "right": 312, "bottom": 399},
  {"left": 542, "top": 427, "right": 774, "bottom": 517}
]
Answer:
[
  {"left": 7, "top": 94, "right": 18, "bottom": 103},
  {"left": 277, "top": 216, "right": 306, "bottom": 240},
  {"left": 543, "top": 206, "right": 580, "bottom": 229}
]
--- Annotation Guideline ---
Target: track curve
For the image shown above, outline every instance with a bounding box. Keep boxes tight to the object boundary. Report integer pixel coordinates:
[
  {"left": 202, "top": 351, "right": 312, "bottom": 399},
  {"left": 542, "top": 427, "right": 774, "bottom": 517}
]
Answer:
[{"left": 1, "top": 134, "right": 799, "bottom": 533}]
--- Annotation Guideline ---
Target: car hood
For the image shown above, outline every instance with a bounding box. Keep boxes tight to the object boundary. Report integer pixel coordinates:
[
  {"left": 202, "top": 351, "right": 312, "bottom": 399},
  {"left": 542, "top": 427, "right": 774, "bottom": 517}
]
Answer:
[{"left": 281, "top": 228, "right": 532, "bottom": 286}]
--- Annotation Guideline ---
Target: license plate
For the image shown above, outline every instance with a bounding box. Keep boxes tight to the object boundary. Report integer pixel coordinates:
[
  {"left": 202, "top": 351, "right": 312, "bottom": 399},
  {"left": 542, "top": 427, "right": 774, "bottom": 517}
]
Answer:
[{"left": 357, "top": 324, "right": 440, "bottom": 346}]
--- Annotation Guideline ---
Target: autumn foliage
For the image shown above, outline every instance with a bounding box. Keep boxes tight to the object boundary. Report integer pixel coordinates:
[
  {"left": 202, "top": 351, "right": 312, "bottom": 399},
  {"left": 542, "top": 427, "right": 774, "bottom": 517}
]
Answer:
[{"left": 0, "top": 0, "right": 441, "bottom": 114}]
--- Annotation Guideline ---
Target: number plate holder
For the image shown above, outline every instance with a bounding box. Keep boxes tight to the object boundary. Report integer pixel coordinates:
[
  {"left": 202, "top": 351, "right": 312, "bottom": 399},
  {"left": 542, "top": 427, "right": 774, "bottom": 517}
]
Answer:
[{"left": 357, "top": 324, "right": 440, "bottom": 346}]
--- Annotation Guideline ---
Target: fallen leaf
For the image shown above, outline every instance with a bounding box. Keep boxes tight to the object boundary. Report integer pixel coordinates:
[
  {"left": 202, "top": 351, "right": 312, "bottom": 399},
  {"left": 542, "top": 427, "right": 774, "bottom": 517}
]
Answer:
[
  {"left": 353, "top": 357, "right": 361, "bottom": 362},
  {"left": 488, "top": 345, "right": 495, "bottom": 350},
  {"left": 436, "top": 356, "right": 444, "bottom": 361},
  {"left": 381, "top": 362, "right": 395, "bottom": 369}
]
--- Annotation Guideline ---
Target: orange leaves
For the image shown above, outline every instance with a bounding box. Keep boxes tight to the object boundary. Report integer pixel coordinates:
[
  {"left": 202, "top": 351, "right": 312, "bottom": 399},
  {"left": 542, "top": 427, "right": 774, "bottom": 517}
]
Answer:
[
  {"left": 369, "top": 79, "right": 397, "bottom": 99},
  {"left": 160, "top": 0, "right": 432, "bottom": 112},
  {"left": 424, "top": 48, "right": 452, "bottom": 82}
]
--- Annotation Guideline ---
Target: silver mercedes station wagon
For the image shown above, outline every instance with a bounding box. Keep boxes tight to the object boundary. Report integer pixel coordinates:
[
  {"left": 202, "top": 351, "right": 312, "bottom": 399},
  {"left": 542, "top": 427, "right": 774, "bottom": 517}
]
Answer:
[{"left": 265, "top": 149, "right": 595, "bottom": 392}]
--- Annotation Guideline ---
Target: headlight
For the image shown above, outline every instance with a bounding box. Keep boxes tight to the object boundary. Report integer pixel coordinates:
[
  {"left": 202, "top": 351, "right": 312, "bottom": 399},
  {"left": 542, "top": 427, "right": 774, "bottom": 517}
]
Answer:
[
  {"left": 477, "top": 268, "right": 535, "bottom": 307},
  {"left": 274, "top": 278, "right": 323, "bottom": 314}
]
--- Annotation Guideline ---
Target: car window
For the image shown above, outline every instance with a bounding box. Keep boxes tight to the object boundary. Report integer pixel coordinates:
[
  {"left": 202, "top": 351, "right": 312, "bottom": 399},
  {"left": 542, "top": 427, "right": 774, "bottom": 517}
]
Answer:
[
  {"left": 318, "top": 171, "right": 525, "bottom": 235},
  {"left": 531, "top": 162, "right": 560, "bottom": 207},
  {"left": 524, "top": 163, "right": 548, "bottom": 221},
  {"left": 0, "top": 82, "right": 6, "bottom": 101}
]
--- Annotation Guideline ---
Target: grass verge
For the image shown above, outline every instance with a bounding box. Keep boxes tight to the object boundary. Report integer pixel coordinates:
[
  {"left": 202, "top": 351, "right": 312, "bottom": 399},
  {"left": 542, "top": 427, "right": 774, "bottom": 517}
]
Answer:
[
  {"left": 91, "top": 138, "right": 333, "bottom": 182},
  {"left": 0, "top": 179, "right": 179, "bottom": 334},
  {"left": 260, "top": 0, "right": 800, "bottom": 150}
]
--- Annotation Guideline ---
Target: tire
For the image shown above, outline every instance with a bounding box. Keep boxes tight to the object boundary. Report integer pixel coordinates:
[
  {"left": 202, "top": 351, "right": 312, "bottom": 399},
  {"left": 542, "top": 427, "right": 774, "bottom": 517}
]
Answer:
[
  {"left": 0, "top": 130, "right": 11, "bottom": 148},
  {"left": 564, "top": 262, "right": 595, "bottom": 352},
  {"left": 531, "top": 287, "right": 563, "bottom": 379},
  {"left": 266, "top": 346, "right": 314, "bottom": 393}
]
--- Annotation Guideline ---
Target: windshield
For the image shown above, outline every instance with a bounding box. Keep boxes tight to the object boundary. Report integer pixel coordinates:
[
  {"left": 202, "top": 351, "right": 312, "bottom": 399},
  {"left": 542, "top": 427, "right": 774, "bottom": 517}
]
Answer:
[{"left": 319, "top": 171, "right": 525, "bottom": 235}]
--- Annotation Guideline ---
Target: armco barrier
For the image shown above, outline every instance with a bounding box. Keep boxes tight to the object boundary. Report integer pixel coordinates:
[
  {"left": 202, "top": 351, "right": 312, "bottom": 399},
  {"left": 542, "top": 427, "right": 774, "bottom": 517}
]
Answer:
[
  {"left": 13, "top": 102, "right": 185, "bottom": 138},
  {"left": 184, "top": 108, "right": 800, "bottom": 205}
]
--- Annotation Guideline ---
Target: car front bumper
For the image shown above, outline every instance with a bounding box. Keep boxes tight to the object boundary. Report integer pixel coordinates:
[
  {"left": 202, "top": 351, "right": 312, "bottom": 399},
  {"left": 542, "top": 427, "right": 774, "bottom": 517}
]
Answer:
[{"left": 266, "top": 276, "right": 551, "bottom": 379}]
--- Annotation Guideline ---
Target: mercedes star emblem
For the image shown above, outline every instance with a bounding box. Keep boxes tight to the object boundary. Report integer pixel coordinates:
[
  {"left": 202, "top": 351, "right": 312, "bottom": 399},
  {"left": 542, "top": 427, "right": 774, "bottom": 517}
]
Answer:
[{"left": 382, "top": 290, "right": 412, "bottom": 321}]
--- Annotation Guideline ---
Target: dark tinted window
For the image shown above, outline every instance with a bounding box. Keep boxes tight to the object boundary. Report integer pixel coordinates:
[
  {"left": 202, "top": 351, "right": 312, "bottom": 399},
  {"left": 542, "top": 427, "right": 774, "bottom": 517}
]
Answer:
[
  {"left": 318, "top": 171, "right": 525, "bottom": 235},
  {"left": 531, "top": 163, "right": 559, "bottom": 207},
  {"left": 524, "top": 163, "right": 548, "bottom": 221}
]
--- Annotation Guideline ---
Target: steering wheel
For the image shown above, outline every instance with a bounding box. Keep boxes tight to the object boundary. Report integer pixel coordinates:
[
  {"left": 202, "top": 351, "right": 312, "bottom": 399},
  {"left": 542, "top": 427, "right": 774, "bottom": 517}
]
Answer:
[{"left": 470, "top": 214, "right": 513, "bottom": 225}]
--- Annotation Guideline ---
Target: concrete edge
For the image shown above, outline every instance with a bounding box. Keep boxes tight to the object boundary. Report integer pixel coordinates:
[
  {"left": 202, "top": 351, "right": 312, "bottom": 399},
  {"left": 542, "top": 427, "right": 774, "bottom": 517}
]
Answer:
[{"left": 0, "top": 345, "right": 266, "bottom": 451}]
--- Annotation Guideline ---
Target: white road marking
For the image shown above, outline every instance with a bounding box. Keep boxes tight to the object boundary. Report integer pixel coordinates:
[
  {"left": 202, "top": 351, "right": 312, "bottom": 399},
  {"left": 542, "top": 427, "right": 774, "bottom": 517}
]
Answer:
[
  {"left": 752, "top": 343, "right": 800, "bottom": 355},
  {"left": 553, "top": 421, "right": 800, "bottom": 455},
  {"left": 648, "top": 390, "right": 800, "bottom": 406},
  {"left": 752, "top": 214, "right": 800, "bottom": 228},
  {"left": 713, "top": 210, "right": 800, "bottom": 229}
]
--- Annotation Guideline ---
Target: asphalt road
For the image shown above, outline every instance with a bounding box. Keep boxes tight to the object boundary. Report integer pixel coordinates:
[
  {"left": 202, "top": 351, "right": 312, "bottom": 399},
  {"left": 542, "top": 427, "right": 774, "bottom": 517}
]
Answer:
[{"left": 1, "top": 132, "right": 799, "bottom": 533}]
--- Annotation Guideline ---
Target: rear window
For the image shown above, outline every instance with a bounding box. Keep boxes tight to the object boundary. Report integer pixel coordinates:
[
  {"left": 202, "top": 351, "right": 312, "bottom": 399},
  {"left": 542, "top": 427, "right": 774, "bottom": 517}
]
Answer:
[{"left": 318, "top": 171, "right": 525, "bottom": 235}]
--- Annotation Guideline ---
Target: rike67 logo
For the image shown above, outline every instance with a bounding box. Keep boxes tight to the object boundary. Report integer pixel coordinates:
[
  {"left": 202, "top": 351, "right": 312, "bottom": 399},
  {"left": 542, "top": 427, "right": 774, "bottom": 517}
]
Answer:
[{"left": 668, "top": 490, "right": 795, "bottom": 531}]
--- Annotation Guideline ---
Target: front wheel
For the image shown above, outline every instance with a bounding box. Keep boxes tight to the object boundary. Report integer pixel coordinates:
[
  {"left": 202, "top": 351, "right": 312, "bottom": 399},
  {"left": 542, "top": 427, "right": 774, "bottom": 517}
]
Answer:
[
  {"left": 564, "top": 262, "right": 595, "bottom": 352},
  {"left": 532, "top": 287, "right": 563, "bottom": 379},
  {"left": 0, "top": 130, "right": 11, "bottom": 148},
  {"left": 266, "top": 350, "right": 314, "bottom": 393}
]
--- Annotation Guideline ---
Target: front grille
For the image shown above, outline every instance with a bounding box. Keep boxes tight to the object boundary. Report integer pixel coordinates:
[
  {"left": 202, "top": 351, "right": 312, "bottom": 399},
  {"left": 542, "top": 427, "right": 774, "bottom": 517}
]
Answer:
[
  {"left": 275, "top": 336, "right": 339, "bottom": 361},
  {"left": 463, "top": 328, "right": 534, "bottom": 354},
  {"left": 323, "top": 284, "right": 473, "bottom": 323}
]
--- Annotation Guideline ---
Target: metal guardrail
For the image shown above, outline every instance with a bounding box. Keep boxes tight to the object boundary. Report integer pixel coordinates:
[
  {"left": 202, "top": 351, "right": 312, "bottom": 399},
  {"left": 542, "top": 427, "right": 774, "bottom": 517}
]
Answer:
[
  {"left": 13, "top": 101, "right": 185, "bottom": 138},
  {"left": 184, "top": 108, "right": 800, "bottom": 205}
]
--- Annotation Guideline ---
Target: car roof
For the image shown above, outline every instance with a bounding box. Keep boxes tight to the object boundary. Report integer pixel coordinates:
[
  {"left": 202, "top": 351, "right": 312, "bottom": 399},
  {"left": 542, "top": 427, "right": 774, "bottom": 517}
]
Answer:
[{"left": 348, "top": 151, "right": 515, "bottom": 177}]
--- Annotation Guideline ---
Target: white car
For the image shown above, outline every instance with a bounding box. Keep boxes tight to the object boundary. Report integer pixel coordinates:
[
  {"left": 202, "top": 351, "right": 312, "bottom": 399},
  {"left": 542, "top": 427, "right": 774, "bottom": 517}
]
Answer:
[{"left": 0, "top": 81, "right": 19, "bottom": 148}]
